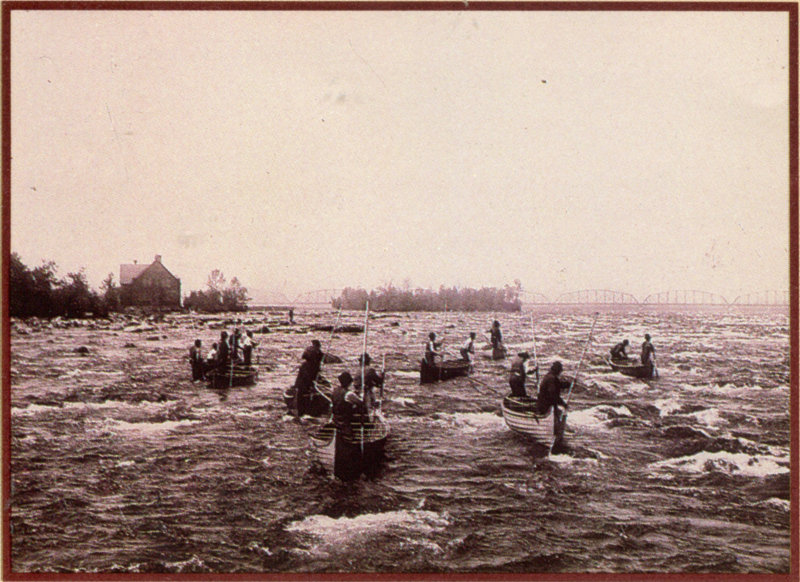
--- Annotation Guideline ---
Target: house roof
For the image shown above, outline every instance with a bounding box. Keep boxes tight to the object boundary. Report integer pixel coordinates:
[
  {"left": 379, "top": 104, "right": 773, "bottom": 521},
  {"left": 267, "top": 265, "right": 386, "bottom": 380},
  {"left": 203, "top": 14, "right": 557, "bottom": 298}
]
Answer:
[{"left": 120, "top": 263, "right": 149, "bottom": 285}]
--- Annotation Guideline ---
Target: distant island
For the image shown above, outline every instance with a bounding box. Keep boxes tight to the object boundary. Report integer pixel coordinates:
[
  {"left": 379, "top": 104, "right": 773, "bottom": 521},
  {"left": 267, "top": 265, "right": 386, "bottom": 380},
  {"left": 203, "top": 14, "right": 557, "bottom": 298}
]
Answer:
[{"left": 332, "top": 283, "right": 523, "bottom": 312}]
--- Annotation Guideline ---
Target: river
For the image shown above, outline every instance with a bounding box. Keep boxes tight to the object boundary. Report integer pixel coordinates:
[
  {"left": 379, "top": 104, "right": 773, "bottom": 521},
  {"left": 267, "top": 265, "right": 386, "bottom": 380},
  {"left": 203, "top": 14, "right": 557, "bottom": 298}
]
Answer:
[{"left": 8, "top": 306, "right": 791, "bottom": 573}]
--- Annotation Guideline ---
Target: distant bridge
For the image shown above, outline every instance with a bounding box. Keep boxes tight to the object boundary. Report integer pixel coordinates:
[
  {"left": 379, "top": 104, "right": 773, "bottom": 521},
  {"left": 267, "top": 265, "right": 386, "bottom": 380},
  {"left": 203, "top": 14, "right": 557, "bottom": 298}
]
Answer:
[
  {"left": 731, "top": 290, "right": 790, "bottom": 306},
  {"left": 642, "top": 290, "right": 729, "bottom": 305},
  {"left": 555, "top": 289, "right": 639, "bottom": 304},
  {"left": 254, "top": 287, "right": 790, "bottom": 308}
]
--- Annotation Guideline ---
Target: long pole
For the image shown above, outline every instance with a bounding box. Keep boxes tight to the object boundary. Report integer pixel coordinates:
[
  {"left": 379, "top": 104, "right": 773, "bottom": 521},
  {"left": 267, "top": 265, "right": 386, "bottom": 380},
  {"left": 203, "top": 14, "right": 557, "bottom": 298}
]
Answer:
[
  {"left": 378, "top": 353, "right": 386, "bottom": 415},
  {"left": 565, "top": 312, "right": 599, "bottom": 406},
  {"left": 529, "top": 313, "right": 540, "bottom": 387},
  {"left": 313, "top": 306, "right": 342, "bottom": 386},
  {"left": 314, "top": 308, "right": 343, "bottom": 418},
  {"left": 228, "top": 333, "right": 235, "bottom": 389},
  {"left": 439, "top": 301, "right": 447, "bottom": 381},
  {"left": 360, "top": 301, "right": 370, "bottom": 453},
  {"left": 551, "top": 312, "right": 599, "bottom": 455}
]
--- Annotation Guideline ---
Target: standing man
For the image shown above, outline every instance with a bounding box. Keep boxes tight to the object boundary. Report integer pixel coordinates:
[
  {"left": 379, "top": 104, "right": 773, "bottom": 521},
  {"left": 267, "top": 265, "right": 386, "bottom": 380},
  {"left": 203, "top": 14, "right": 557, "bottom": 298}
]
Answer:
[
  {"left": 536, "top": 361, "right": 570, "bottom": 437},
  {"left": 217, "top": 331, "right": 230, "bottom": 369},
  {"left": 424, "top": 332, "right": 442, "bottom": 366},
  {"left": 460, "top": 332, "right": 477, "bottom": 371},
  {"left": 241, "top": 330, "right": 258, "bottom": 367},
  {"left": 641, "top": 334, "right": 656, "bottom": 376},
  {"left": 331, "top": 371, "right": 366, "bottom": 481},
  {"left": 292, "top": 339, "right": 325, "bottom": 417},
  {"left": 490, "top": 320, "right": 506, "bottom": 360},
  {"left": 189, "top": 339, "right": 204, "bottom": 382},
  {"left": 354, "top": 353, "right": 385, "bottom": 417}
]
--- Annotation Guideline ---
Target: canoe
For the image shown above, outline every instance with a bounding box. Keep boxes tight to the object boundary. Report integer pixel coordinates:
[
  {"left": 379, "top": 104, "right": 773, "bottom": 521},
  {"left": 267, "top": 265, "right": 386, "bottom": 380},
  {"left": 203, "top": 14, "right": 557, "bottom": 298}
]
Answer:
[
  {"left": 419, "top": 358, "right": 471, "bottom": 384},
  {"left": 606, "top": 357, "right": 654, "bottom": 379},
  {"left": 492, "top": 346, "right": 508, "bottom": 360},
  {"left": 309, "top": 415, "right": 390, "bottom": 480},
  {"left": 501, "top": 394, "right": 562, "bottom": 451},
  {"left": 283, "top": 383, "right": 332, "bottom": 418},
  {"left": 205, "top": 364, "right": 258, "bottom": 388}
]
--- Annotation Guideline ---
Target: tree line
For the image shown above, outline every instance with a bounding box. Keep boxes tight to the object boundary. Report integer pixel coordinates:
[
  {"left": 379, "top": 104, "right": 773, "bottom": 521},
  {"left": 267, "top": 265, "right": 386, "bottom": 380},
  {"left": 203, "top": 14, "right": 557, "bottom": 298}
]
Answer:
[
  {"left": 9, "top": 253, "right": 250, "bottom": 318},
  {"left": 183, "top": 269, "right": 249, "bottom": 313},
  {"left": 332, "top": 282, "right": 523, "bottom": 312}
]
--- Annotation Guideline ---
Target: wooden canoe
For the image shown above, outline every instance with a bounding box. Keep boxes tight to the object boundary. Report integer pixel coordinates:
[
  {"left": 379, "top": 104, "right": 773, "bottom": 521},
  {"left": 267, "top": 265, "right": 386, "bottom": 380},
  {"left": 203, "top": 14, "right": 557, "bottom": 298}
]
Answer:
[
  {"left": 283, "top": 383, "right": 332, "bottom": 418},
  {"left": 205, "top": 364, "right": 258, "bottom": 389},
  {"left": 605, "top": 357, "right": 654, "bottom": 379},
  {"left": 501, "top": 394, "right": 562, "bottom": 451},
  {"left": 419, "top": 358, "right": 471, "bottom": 384},
  {"left": 491, "top": 346, "right": 508, "bottom": 360},
  {"left": 309, "top": 415, "right": 389, "bottom": 480}
]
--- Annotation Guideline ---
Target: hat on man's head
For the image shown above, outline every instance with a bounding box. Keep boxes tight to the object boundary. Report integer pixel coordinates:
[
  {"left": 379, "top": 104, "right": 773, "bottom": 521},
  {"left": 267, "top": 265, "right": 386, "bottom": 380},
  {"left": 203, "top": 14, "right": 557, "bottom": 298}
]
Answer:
[{"left": 338, "top": 371, "right": 353, "bottom": 387}]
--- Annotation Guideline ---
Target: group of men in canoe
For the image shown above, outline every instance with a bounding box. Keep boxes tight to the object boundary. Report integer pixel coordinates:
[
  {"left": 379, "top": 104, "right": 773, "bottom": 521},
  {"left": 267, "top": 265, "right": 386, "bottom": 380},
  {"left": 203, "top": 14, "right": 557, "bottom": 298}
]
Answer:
[
  {"left": 609, "top": 333, "right": 657, "bottom": 374},
  {"left": 188, "top": 328, "right": 260, "bottom": 382},
  {"left": 286, "top": 337, "right": 386, "bottom": 422}
]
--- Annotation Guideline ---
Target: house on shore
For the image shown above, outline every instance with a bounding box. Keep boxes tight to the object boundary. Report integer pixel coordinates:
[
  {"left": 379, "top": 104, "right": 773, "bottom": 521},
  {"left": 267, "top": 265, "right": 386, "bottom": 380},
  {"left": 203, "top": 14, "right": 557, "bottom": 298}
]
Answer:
[{"left": 119, "top": 255, "right": 181, "bottom": 310}]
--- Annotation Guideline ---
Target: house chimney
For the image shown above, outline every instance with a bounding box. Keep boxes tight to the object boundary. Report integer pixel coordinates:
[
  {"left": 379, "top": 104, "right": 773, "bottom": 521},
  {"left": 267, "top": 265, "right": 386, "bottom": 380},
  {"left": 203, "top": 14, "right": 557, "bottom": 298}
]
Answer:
[{"left": 154, "top": 255, "right": 162, "bottom": 263}]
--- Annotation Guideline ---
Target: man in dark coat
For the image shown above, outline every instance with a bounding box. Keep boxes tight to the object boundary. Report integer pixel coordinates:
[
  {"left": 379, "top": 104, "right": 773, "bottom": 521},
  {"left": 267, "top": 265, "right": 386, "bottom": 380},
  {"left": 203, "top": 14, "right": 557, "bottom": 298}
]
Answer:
[
  {"left": 489, "top": 320, "right": 507, "bottom": 359},
  {"left": 189, "top": 339, "right": 204, "bottom": 381},
  {"left": 293, "top": 339, "right": 325, "bottom": 417},
  {"left": 641, "top": 333, "right": 656, "bottom": 377},
  {"left": 331, "top": 371, "right": 366, "bottom": 481},
  {"left": 508, "top": 352, "right": 537, "bottom": 398},
  {"left": 217, "top": 331, "right": 230, "bottom": 368},
  {"left": 537, "top": 361, "right": 571, "bottom": 441},
  {"left": 536, "top": 361, "right": 570, "bottom": 415}
]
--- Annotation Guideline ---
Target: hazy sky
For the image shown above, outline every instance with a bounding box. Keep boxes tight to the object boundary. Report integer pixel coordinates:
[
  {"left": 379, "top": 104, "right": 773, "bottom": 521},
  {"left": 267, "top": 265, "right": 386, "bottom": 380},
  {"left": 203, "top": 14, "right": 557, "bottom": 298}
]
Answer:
[{"left": 10, "top": 8, "right": 791, "bottom": 301}]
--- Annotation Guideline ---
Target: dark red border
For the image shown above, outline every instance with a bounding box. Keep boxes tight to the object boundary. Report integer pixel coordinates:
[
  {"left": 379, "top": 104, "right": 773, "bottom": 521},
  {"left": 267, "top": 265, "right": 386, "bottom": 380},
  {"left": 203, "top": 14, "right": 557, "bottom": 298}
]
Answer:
[
  {"left": 0, "top": 1, "right": 797, "bottom": 9},
  {"left": 1, "top": 2, "right": 797, "bottom": 581}
]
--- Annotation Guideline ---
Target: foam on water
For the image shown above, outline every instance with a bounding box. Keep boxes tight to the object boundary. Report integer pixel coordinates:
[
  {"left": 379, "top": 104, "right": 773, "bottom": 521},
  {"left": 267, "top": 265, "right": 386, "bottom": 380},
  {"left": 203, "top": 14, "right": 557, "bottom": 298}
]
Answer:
[
  {"left": 688, "top": 408, "right": 726, "bottom": 427},
  {"left": 286, "top": 509, "right": 450, "bottom": 546},
  {"left": 11, "top": 403, "right": 62, "bottom": 416},
  {"left": 391, "top": 370, "right": 419, "bottom": 379},
  {"left": 567, "top": 405, "right": 632, "bottom": 429},
  {"left": 650, "top": 451, "right": 789, "bottom": 478},
  {"left": 753, "top": 498, "right": 791, "bottom": 512},
  {"left": 654, "top": 397, "right": 683, "bottom": 416},
  {"left": 391, "top": 396, "right": 417, "bottom": 407},
  {"left": 548, "top": 453, "right": 600, "bottom": 467},
  {"left": 63, "top": 400, "right": 169, "bottom": 413},
  {"left": 433, "top": 412, "right": 505, "bottom": 433},
  {"left": 105, "top": 419, "right": 199, "bottom": 435}
]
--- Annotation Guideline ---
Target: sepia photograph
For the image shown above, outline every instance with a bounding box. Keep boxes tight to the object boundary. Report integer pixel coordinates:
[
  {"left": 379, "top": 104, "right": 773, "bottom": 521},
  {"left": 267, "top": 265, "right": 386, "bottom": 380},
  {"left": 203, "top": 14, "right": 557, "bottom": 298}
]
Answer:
[{"left": 3, "top": 1, "right": 796, "bottom": 576}]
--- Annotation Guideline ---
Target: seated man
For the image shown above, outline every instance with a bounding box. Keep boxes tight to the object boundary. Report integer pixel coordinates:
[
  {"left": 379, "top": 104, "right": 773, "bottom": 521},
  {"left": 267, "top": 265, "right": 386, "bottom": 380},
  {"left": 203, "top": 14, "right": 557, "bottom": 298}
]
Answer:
[
  {"left": 509, "top": 352, "right": 537, "bottom": 398},
  {"left": 610, "top": 339, "right": 630, "bottom": 361}
]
